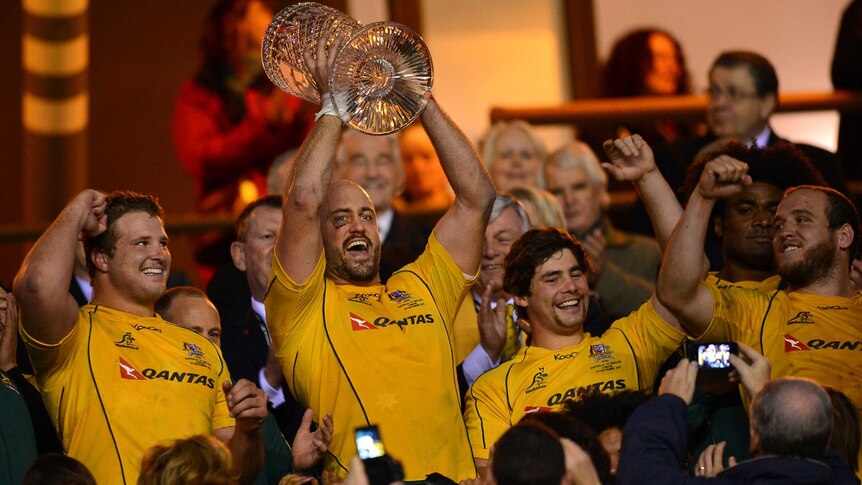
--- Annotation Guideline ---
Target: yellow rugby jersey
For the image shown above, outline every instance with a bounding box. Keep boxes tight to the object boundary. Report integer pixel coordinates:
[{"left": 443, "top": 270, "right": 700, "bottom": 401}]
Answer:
[
  {"left": 464, "top": 299, "right": 685, "bottom": 459},
  {"left": 266, "top": 234, "right": 476, "bottom": 481},
  {"left": 705, "top": 272, "right": 782, "bottom": 292},
  {"left": 21, "top": 305, "right": 233, "bottom": 485},
  {"left": 699, "top": 283, "right": 862, "bottom": 470}
]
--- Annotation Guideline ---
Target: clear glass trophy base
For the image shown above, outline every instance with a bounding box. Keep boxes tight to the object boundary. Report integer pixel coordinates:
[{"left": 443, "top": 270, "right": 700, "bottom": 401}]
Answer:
[{"left": 330, "top": 22, "right": 434, "bottom": 135}]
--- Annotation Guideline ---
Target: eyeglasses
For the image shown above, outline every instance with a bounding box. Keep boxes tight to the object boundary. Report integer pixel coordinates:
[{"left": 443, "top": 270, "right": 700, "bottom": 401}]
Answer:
[{"left": 707, "top": 86, "right": 762, "bottom": 102}]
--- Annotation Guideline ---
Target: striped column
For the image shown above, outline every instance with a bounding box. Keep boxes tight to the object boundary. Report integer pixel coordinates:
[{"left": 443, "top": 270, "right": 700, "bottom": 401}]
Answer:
[{"left": 22, "top": 0, "right": 88, "bottom": 223}]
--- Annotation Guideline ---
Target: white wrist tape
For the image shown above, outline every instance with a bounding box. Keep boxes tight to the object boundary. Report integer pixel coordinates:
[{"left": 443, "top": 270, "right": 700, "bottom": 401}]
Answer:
[{"left": 315, "top": 92, "right": 342, "bottom": 122}]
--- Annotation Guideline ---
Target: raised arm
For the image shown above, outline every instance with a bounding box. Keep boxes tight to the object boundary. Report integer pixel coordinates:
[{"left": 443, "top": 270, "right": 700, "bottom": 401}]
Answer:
[
  {"left": 601, "top": 135, "right": 681, "bottom": 250},
  {"left": 656, "top": 156, "right": 751, "bottom": 337},
  {"left": 13, "top": 190, "right": 106, "bottom": 344},
  {"left": 421, "top": 99, "right": 496, "bottom": 273},
  {"left": 274, "top": 35, "right": 344, "bottom": 283}
]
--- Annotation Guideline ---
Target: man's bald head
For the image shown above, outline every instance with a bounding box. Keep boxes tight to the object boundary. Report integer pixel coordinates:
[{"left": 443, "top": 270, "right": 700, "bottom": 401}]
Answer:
[
  {"left": 319, "top": 180, "right": 382, "bottom": 285},
  {"left": 155, "top": 286, "right": 222, "bottom": 345},
  {"left": 751, "top": 378, "right": 832, "bottom": 459}
]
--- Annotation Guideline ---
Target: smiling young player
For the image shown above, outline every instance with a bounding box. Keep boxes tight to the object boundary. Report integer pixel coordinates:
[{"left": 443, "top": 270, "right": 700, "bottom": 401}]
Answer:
[{"left": 463, "top": 228, "right": 686, "bottom": 475}]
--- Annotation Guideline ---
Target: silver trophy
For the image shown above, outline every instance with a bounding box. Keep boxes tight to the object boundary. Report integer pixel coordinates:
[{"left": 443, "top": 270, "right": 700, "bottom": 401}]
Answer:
[{"left": 261, "top": 2, "right": 433, "bottom": 135}]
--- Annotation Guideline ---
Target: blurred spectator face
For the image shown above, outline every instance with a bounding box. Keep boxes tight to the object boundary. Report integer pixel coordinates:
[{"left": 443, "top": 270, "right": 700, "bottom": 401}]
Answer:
[
  {"left": 478, "top": 206, "right": 528, "bottom": 299},
  {"left": 231, "top": 205, "right": 282, "bottom": 301},
  {"left": 545, "top": 165, "right": 603, "bottom": 236},
  {"left": 716, "top": 182, "right": 781, "bottom": 271},
  {"left": 340, "top": 134, "right": 403, "bottom": 212},
  {"left": 644, "top": 33, "right": 681, "bottom": 95},
  {"left": 163, "top": 295, "right": 222, "bottom": 346},
  {"left": 400, "top": 125, "right": 446, "bottom": 200},
  {"left": 490, "top": 126, "right": 543, "bottom": 192},
  {"left": 707, "top": 65, "right": 774, "bottom": 141},
  {"left": 237, "top": 0, "right": 272, "bottom": 55}
]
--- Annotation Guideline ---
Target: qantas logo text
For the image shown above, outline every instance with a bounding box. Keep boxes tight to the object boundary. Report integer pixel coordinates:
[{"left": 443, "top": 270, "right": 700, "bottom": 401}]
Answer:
[
  {"left": 784, "top": 333, "right": 861, "bottom": 352},
  {"left": 118, "top": 357, "right": 214, "bottom": 388},
  {"left": 546, "top": 379, "right": 626, "bottom": 405},
  {"left": 350, "top": 312, "right": 434, "bottom": 330}
]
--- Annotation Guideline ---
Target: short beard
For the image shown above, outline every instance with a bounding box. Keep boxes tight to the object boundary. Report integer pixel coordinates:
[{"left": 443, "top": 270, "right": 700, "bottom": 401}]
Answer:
[
  {"left": 325, "top": 245, "right": 380, "bottom": 283},
  {"left": 778, "top": 237, "right": 837, "bottom": 288}
]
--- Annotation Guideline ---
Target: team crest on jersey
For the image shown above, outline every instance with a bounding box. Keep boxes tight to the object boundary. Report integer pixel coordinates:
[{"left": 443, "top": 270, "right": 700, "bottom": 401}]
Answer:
[
  {"left": 184, "top": 342, "right": 204, "bottom": 358},
  {"left": 784, "top": 334, "right": 811, "bottom": 352},
  {"left": 350, "top": 312, "right": 377, "bottom": 331},
  {"left": 348, "top": 293, "right": 378, "bottom": 305},
  {"left": 132, "top": 324, "right": 162, "bottom": 333},
  {"left": 183, "top": 342, "right": 212, "bottom": 369},
  {"left": 119, "top": 356, "right": 146, "bottom": 380},
  {"left": 387, "top": 289, "right": 423, "bottom": 309},
  {"left": 0, "top": 372, "right": 19, "bottom": 394},
  {"left": 786, "top": 312, "right": 815, "bottom": 325},
  {"left": 589, "top": 344, "right": 614, "bottom": 362},
  {"left": 525, "top": 367, "right": 549, "bottom": 394},
  {"left": 115, "top": 332, "right": 139, "bottom": 350}
]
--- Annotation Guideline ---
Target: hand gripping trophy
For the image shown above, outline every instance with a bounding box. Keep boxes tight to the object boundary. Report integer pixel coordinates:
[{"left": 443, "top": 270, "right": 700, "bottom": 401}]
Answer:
[{"left": 262, "top": 2, "right": 433, "bottom": 135}]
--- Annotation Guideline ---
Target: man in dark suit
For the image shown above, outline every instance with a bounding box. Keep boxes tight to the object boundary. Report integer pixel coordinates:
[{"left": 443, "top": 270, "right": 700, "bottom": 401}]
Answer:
[
  {"left": 336, "top": 129, "right": 438, "bottom": 281},
  {"left": 625, "top": 50, "right": 849, "bottom": 237},
  {"left": 220, "top": 195, "right": 305, "bottom": 443},
  {"left": 658, "top": 51, "right": 846, "bottom": 195}
]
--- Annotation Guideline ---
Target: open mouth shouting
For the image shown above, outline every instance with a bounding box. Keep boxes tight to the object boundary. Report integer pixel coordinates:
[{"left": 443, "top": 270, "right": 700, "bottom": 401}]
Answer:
[{"left": 345, "top": 237, "right": 372, "bottom": 258}]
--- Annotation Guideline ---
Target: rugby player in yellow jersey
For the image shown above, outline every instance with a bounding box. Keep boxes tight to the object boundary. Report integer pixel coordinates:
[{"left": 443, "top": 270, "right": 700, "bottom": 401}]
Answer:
[
  {"left": 14, "top": 190, "right": 267, "bottom": 485},
  {"left": 265, "top": 35, "right": 495, "bottom": 480},
  {"left": 657, "top": 155, "right": 862, "bottom": 473},
  {"left": 677, "top": 141, "right": 826, "bottom": 289},
  {"left": 463, "top": 228, "right": 687, "bottom": 475},
  {"left": 603, "top": 135, "right": 826, "bottom": 290}
]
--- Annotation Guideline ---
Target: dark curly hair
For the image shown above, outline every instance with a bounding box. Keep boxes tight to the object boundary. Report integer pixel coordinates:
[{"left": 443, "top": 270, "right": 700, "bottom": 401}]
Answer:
[
  {"left": 196, "top": 0, "right": 276, "bottom": 123},
  {"left": 562, "top": 389, "right": 651, "bottom": 435},
  {"left": 601, "top": 28, "right": 690, "bottom": 97},
  {"left": 518, "top": 411, "right": 612, "bottom": 483},
  {"left": 680, "top": 141, "right": 826, "bottom": 240},
  {"left": 503, "top": 228, "right": 593, "bottom": 320}
]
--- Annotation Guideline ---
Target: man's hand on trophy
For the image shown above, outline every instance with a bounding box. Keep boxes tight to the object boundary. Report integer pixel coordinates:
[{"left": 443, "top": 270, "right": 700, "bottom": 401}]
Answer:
[{"left": 303, "top": 30, "right": 346, "bottom": 99}]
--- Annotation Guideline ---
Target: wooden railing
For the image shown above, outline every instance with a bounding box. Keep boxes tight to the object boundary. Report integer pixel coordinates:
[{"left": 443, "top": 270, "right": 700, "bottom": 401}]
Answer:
[
  {"left": 4, "top": 91, "right": 862, "bottom": 244},
  {"left": 490, "top": 90, "right": 862, "bottom": 125}
]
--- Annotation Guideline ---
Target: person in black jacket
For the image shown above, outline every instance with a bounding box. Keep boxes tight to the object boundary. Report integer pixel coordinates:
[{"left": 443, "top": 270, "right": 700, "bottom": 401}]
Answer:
[{"left": 618, "top": 345, "right": 859, "bottom": 484}]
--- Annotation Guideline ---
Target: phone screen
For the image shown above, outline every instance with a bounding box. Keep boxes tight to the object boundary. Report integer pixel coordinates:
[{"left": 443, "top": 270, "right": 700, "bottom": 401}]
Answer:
[
  {"left": 697, "top": 343, "right": 736, "bottom": 370},
  {"left": 355, "top": 425, "right": 385, "bottom": 460}
]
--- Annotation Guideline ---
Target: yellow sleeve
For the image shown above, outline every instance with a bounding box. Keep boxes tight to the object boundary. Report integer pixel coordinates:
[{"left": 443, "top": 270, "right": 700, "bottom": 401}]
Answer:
[
  {"left": 696, "top": 283, "right": 772, "bottom": 346},
  {"left": 19, "top": 307, "right": 87, "bottom": 378},
  {"left": 609, "top": 299, "right": 686, "bottom": 389},
  {"left": 265, "top": 250, "right": 327, "bottom": 405},
  {"left": 463, "top": 371, "right": 511, "bottom": 460},
  {"left": 403, "top": 232, "right": 475, "bottom": 336}
]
